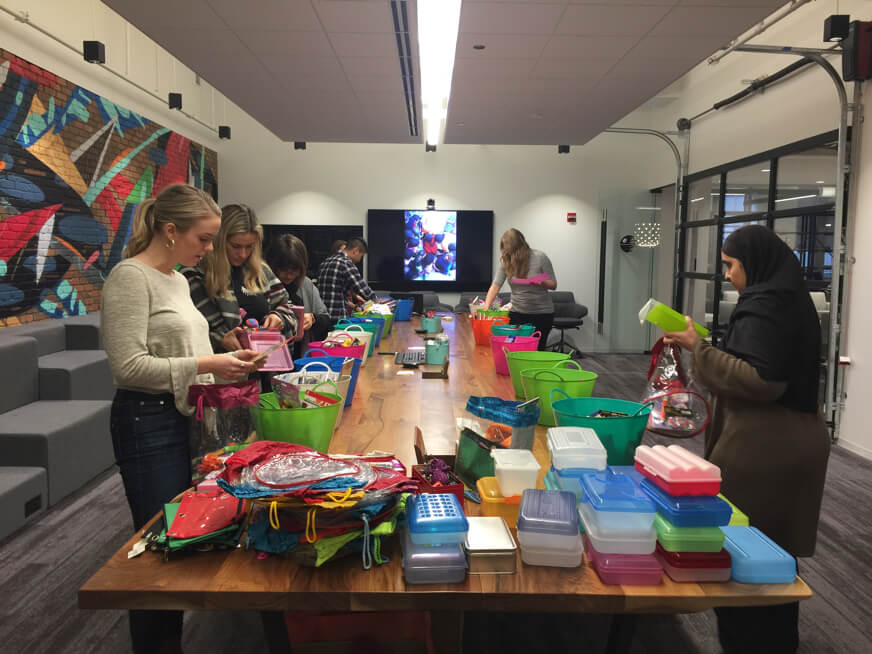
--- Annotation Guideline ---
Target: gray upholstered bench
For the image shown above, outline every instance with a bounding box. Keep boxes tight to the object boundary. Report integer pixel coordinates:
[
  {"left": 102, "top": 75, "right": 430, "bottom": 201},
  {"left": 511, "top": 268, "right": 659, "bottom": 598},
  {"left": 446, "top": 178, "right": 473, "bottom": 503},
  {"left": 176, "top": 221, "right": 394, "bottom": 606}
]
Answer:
[
  {"left": 38, "top": 350, "right": 114, "bottom": 401},
  {"left": 0, "top": 467, "right": 47, "bottom": 542}
]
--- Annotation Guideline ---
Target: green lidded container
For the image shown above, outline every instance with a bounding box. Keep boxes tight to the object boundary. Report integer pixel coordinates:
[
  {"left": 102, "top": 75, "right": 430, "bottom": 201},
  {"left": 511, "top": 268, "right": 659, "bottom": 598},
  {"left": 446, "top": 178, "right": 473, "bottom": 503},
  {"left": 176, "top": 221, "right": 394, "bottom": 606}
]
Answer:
[
  {"left": 653, "top": 513, "right": 726, "bottom": 553},
  {"left": 251, "top": 391, "right": 342, "bottom": 453},
  {"left": 504, "top": 350, "right": 571, "bottom": 399},
  {"left": 550, "top": 394, "right": 651, "bottom": 466},
  {"left": 639, "top": 298, "right": 709, "bottom": 338},
  {"left": 521, "top": 360, "right": 599, "bottom": 426},
  {"left": 719, "top": 494, "right": 750, "bottom": 526},
  {"left": 491, "top": 323, "right": 535, "bottom": 337}
]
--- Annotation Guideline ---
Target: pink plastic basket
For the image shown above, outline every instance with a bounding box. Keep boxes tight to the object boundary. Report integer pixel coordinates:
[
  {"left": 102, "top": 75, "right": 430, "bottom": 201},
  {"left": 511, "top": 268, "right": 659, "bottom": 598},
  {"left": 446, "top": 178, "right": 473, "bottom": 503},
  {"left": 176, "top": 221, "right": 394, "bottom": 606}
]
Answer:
[
  {"left": 491, "top": 332, "right": 541, "bottom": 375},
  {"left": 307, "top": 337, "right": 366, "bottom": 361}
]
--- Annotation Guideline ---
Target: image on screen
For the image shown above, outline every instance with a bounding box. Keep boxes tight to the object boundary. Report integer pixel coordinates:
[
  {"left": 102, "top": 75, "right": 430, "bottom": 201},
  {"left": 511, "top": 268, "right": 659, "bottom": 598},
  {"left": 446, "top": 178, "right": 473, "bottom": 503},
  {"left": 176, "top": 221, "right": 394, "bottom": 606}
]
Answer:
[{"left": 403, "top": 211, "right": 457, "bottom": 281}]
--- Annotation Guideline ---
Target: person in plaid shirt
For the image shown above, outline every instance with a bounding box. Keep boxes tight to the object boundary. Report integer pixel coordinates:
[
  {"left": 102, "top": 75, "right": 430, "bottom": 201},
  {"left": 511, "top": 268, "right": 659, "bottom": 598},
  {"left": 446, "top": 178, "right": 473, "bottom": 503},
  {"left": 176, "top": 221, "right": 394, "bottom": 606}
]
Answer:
[{"left": 317, "top": 237, "right": 375, "bottom": 320}]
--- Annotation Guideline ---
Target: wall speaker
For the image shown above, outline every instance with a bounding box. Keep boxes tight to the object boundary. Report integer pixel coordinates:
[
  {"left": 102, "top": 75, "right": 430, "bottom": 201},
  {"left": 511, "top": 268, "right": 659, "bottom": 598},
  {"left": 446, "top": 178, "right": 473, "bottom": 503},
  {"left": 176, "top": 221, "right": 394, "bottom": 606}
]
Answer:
[
  {"left": 218, "top": 126, "right": 231, "bottom": 139},
  {"left": 82, "top": 41, "right": 105, "bottom": 64},
  {"left": 558, "top": 144, "right": 570, "bottom": 154},
  {"left": 294, "top": 141, "right": 307, "bottom": 150},
  {"left": 425, "top": 143, "right": 436, "bottom": 152},
  {"left": 168, "top": 93, "right": 183, "bottom": 110}
]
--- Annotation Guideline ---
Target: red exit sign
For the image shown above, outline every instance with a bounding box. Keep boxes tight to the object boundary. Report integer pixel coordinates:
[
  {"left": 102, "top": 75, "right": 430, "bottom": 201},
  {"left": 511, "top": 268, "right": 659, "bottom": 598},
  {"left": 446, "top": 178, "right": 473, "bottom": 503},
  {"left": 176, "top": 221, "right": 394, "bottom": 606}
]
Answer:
[{"left": 567, "top": 212, "right": 577, "bottom": 224}]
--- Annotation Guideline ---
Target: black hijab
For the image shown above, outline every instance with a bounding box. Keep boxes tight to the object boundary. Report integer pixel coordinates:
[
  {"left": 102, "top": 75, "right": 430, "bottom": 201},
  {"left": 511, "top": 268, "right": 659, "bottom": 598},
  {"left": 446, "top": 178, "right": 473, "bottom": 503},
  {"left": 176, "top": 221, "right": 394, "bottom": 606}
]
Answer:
[{"left": 721, "top": 225, "right": 821, "bottom": 413}]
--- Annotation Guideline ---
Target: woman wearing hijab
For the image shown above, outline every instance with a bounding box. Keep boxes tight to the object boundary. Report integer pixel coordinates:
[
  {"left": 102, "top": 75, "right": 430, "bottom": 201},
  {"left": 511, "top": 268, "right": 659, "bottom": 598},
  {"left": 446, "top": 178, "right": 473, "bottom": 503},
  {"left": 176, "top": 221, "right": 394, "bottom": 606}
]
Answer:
[{"left": 664, "top": 225, "right": 830, "bottom": 653}]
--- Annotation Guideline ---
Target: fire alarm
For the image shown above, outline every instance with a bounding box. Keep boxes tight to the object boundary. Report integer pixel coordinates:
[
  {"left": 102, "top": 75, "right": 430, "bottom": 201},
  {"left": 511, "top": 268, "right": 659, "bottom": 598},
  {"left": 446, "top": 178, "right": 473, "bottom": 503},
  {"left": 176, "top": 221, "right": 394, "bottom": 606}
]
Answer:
[{"left": 567, "top": 212, "right": 577, "bottom": 224}]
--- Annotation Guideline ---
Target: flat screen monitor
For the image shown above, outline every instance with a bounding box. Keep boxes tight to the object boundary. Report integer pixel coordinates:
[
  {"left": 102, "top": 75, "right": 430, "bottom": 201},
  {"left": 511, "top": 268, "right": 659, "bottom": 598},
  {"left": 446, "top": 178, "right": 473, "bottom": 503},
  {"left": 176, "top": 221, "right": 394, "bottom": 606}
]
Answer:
[{"left": 366, "top": 209, "right": 493, "bottom": 292}]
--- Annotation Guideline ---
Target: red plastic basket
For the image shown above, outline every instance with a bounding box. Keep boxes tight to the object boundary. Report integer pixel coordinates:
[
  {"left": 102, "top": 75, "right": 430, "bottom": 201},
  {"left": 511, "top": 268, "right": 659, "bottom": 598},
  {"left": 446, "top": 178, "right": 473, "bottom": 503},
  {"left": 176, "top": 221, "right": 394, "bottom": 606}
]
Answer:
[{"left": 472, "top": 315, "right": 508, "bottom": 345}]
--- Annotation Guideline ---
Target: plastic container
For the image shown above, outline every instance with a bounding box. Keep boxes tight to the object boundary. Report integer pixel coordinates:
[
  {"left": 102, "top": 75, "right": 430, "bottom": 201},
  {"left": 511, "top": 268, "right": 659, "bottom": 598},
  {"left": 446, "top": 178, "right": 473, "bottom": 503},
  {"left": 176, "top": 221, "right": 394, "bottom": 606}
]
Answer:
[
  {"left": 472, "top": 316, "right": 508, "bottom": 346},
  {"left": 543, "top": 468, "right": 560, "bottom": 492},
  {"left": 634, "top": 444, "right": 722, "bottom": 497},
  {"left": 476, "top": 477, "right": 521, "bottom": 528},
  {"left": 578, "top": 498, "right": 656, "bottom": 555},
  {"left": 547, "top": 426, "right": 607, "bottom": 471},
  {"left": 334, "top": 317, "right": 382, "bottom": 347},
  {"left": 720, "top": 494, "right": 750, "bottom": 527},
  {"left": 491, "top": 333, "right": 541, "bottom": 376},
  {"left": 609, "top": 465, "right": 645, "bottom": 486},
  {"left": 491, "top": 323, "right": 535, "bottom": 337},
  {"left": 407, "top": 493, "right": 469, "bottom": 545},
  {"left": 401, "top": 528, "right": 467, "bottom": 585},
  {"left": 251, "top": 391, "right": 342, "bottom": 452},
  {"left": 639, "top": 298, "right": 710, "bottom": 338},
  {"left": 640, "top": 479, "right": 732, "bottom": 528},
  {"left": 327, "top": 328, "right": 373, "bottom": 361},
  {"left": 551, "top": 394, "right": 651, "bottom": 466},
  {"left": 395, "top": 298, "right": 414, "bottom": 321},
  {"left": 505, "top": 350, "right": 571, "bottom": 399},
  {"left": 421, "top": 316, "right": 442, "bottom": 333},
  {"left": 522, "top": 361, "right": 599, "bottom": 426},
  {"left": 584, "top": 536, "right": 663, "bottom": 586},
  {"left": 653, "top": 513, "right": 726, "bottom": 553},
  {"left": 491, "top": 449, "right": 541, "bottom": 497},
  {"left": 308, "top": 338, "right": 366, "bottom": 363},
  {"left": 579, "top": 468, "right": 657, "bottom": 531},
  {"left": 298, "top": 349, "right": 362, "bottom": 408},
  {"left": 412, "top": 465, "right": 465, "bottom": 508},
  {"left": 464, "top": 516, "right": 518, "bottom": 574},
  {"left": 721, "top": 526, "right": 797, "bottom": 584},
  {"left": 516, "top": 489, "right": 580, "bottom": 550},
  {"left": 424, "top": 337, "right": 449, "bottom": 365},
  {"left": 238, "top": 330, "right": 294, "bottom": 371},
  {"left": 655, "top": 544, "right": 732, "bottom": 583},
  {"left": 519, "top": 533, "right": 584, "bottom": 568},
  {"left": 552, "top": 466, "right": 598, "bottom": 499}
]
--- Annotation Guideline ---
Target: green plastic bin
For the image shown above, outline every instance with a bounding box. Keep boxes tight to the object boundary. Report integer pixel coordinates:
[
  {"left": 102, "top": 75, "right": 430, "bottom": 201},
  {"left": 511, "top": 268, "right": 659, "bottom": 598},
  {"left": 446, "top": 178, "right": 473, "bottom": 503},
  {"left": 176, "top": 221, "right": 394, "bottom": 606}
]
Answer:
[
  {"left": 354, "top": 311, "right": 393, "bottom": 339},
  {"left": 639, "top": 298, "right": 709, "bottom": 338},
  {"left": 252, "top": 391, "right": 342, "bottom": 453},
  {"left": 476, "top": 309, "right": 510, "bottom": 319},
  {"left": 550, "top": 393, "right": 651, "bottom": 466},
  {"left": 521, "top": 360, "right": 598, "bottom": 426},
  {"left": 491, "top": 323, "right": 535, "bottom": 337},
  {"left": 504, "top": 350, "right": 571, "bottom": 399}
]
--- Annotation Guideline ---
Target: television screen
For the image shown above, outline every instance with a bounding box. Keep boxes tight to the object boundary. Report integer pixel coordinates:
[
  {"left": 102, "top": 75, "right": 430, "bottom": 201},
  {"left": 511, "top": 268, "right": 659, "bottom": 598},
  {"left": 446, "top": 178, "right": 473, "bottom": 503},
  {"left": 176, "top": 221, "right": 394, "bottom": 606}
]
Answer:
[
  {"left": 367, "top": 209, "right": 493, "bottom": 292},
  {"left": 403, "top": 211, "right": 457, "bottom": 281}
]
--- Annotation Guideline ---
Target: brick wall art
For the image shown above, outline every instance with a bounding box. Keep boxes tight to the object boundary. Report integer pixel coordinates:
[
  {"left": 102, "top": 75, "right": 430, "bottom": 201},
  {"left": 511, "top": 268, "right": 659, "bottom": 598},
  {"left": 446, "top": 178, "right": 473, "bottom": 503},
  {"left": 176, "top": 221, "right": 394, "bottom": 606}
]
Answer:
[{"left": 0, "top": 49, "right": 218, "bottom": 327}]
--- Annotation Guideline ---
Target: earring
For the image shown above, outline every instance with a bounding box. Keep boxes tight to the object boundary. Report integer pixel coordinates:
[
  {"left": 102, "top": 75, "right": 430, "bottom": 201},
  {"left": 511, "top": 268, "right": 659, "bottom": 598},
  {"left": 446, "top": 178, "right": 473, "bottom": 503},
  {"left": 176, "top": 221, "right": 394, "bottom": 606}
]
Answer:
[{"left": 166, "top": 238, "right": 176, "bottom": 250}]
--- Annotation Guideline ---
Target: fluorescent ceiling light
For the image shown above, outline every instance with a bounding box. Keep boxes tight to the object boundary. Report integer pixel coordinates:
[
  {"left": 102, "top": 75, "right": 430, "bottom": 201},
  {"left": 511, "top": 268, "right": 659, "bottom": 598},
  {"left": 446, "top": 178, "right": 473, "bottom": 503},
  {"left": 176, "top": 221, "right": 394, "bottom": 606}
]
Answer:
[
  {"left": 418, "top": 0, "right": 462, "bottom": 147},
  {"left": 635, "top": 206, "right": 661, "bottom": 210},
  {"left": 816, "top": 180, "right": 826, "bottom": 184},
  {"left": 774, "top": 194, "right": 818, "bottom": 203},
  {"left": 761, "top": 168, "right": 770, "bottom": 172},
  {"left": 825, "top": 223, "right": 832, "bottom": 227},
  {"left": 691, "top": 197, "right": 705, "bottom": 202}
]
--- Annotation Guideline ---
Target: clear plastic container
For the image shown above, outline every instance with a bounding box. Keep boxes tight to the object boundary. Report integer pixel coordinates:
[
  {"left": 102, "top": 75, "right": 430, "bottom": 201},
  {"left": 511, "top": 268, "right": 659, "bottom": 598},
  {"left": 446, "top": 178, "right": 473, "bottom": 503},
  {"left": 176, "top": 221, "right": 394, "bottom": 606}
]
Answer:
[
  {"left": 579, "top": 468, "right": 657, "bottom": 530},
  {"left": 608, "top": 465, "right": 645, "bottom": 486},
  {"left": 517, "top": 489, "right": 579, "bottom": 551},
  {"left": 543, "top": 468, "right": 560, "bottom": 492},
  {"left": 654, "top": 513, "right": 726, "bottom": 553},
  {"left": 476, "top": 477, "right": 521, "bottom": 528},
  {"left": 491, "top": 449, "right": 541, "bottom": 497},
  {"left": 584, "top": 535, "right": 663, "bottom": 586},
  {"left": 722, "top": 526, "right": 797, "bottom": 584},
  {"left": 655, "top": 543, "right": 731, "bottom": 583},
  {"left": 553, "top": 466, "right": 598, "bottom": 499},
  {"left": 578, "top": 498, "right": 656, "bottom": 555},
  {"left": 719, "top": 494, "right": 750, "bottom": 526},
  {"left": 546, "top": 426, "right": 607, "bottom": 471},
  {"left": 401, "top": 528, "right": 467, "bottom": 585},
  {"left": 407, "top": 493, "right": 469, "bottom": 545},
  {"left": 519, "top": 532, "right": 584, "bottom": 568},
  {"left": 640, "top": 479, "right": 732, "bottom": 528},
  {"left": 639, "top": 298, "right": 709, "bottom": 338},
  {"left": 634, "top": 444, "right": 722, "bottom": 496}
]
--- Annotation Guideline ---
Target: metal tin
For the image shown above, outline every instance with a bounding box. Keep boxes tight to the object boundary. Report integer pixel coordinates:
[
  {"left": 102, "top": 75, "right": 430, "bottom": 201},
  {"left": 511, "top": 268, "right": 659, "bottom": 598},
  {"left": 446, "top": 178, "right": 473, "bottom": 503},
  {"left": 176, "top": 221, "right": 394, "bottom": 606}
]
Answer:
[{"left": 463, "top": 517, "right": 517, "bottom": 574}]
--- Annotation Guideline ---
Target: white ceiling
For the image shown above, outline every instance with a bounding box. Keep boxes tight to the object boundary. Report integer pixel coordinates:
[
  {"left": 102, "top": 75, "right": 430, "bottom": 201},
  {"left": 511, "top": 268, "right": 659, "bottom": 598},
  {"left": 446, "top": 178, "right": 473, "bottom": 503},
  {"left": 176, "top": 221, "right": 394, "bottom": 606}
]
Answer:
[{"left": 102, "top": 0, "right": 788, "bottom": 146}]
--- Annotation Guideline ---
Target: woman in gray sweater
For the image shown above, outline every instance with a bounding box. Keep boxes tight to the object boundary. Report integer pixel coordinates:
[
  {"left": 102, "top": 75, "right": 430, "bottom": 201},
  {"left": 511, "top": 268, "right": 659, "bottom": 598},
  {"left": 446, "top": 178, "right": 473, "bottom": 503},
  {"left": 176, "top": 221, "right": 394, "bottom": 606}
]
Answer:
[{"left": 101, "top": 184, "right": 262, "bottom": 654}]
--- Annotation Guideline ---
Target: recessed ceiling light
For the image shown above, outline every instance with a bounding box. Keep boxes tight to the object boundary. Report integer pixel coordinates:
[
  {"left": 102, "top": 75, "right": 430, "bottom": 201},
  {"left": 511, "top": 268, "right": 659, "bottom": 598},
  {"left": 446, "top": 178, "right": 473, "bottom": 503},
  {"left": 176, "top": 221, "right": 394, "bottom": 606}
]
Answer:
[
  {"left": 473, "top": 44, "right": 485, "bottom": 50},
  {"left": 825, "top": 223, "right": 832, "bottom": 227},
  {"left": 761, "top": 168, "right": 770, "bottom": 172},
  {"left": 816, "top": 180, "right": 826, "bottom": 184}
]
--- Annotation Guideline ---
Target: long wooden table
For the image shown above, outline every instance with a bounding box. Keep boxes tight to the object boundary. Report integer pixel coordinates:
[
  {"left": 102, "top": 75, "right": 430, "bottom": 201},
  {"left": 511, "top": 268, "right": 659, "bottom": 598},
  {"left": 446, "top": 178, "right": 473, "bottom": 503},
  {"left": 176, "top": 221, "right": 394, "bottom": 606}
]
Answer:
[{"left": 79, "top": 315, "right": 811, "bottom": 651}]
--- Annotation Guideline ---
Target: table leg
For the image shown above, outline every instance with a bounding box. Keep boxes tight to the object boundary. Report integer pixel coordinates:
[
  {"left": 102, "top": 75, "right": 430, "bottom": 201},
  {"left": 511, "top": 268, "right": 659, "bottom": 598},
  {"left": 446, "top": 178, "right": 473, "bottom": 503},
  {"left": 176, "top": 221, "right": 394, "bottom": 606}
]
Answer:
[
  {"left": 605, "top": 613, "right": 635, "bottom": 654},
  {"left": 431, "top": 610, "right": 464, "bottom": 654},
  {"left": 261, "top": 611, "right": 293, "bottom": 654}
]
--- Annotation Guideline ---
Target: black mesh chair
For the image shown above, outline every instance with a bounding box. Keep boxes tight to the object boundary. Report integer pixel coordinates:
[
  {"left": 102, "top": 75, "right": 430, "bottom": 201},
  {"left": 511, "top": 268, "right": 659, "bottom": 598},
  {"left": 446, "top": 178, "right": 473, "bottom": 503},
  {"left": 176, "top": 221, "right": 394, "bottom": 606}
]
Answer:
[{"left": 549, "top": 291, "right": 588, "bottom": 354}]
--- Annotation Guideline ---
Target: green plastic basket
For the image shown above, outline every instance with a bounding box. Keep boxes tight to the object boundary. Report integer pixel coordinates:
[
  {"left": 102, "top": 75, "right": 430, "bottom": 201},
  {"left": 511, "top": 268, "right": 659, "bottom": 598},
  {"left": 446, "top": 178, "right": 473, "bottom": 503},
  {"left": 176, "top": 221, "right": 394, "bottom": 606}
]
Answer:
[
  {"left": 491, "top": 323, "right": 535, "bottom": 337},
  {"left": 334, "top": 320, "right": 380, "bottom": 354},
  {"left": 521, "top": 360, "right": 599, "bottom": 426},
  {"left": 504, "top": 350, "right": 571, "bottom": 399},
  {"left": 252, "top": 390, "right": 342, "bottom": 453},
  {"left": 476, "top": 309, "right": 510, "bottom": 319},
  {"left": 354, "top": 311, "right": 392, "bottom": 339},
  {"left": 550, "top": 393, "right": 651, "bottom": 466}
]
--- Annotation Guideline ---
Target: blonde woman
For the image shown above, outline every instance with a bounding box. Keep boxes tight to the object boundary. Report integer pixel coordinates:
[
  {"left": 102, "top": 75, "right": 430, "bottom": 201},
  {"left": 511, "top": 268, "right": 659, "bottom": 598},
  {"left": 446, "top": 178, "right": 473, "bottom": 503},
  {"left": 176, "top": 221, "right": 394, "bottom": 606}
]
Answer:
[
  {"left": 183, "top": 204, "right": 298, "bottom": 353},
  {"left": 101, "top": 184, "right": 263, "bottom": 654},
  {"left": 484, "top": 228, "right": 557, "bottom": 350}
]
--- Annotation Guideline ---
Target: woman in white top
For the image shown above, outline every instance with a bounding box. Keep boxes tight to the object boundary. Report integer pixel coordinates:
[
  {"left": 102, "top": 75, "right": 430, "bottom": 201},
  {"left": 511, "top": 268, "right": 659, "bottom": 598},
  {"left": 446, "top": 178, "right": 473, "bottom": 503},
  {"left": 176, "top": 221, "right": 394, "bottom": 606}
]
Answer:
[{"left": 101, "top": 183, "right": 263, "bottom": 654}]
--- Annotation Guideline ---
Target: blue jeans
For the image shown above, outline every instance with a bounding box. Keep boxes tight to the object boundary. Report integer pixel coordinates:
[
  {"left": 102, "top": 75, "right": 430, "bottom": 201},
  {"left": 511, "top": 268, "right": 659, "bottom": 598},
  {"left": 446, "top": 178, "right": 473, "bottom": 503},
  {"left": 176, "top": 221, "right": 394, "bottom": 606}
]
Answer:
[{"left": 111, "top": 389, "right": 191, "bottom": 653}]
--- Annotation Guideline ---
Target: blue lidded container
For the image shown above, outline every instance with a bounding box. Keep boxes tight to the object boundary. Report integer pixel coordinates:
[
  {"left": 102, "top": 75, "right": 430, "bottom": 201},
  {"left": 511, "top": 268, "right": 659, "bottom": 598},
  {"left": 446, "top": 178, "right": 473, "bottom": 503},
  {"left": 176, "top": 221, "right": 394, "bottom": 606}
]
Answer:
[
  {"left": 721, "top": 526, "right": 797, "bottom": 584},
  {"left": 516, "top": 489, "right": 583, "bottom": 560},
  {"left": 407, "top": 493, "right": 469, "bottom": 545},
  {"left": 579, "top": 467, "right": 657, "bottom": 531},
  {"left": 640, "top": 478, "right": 732, "bottom": 528}
]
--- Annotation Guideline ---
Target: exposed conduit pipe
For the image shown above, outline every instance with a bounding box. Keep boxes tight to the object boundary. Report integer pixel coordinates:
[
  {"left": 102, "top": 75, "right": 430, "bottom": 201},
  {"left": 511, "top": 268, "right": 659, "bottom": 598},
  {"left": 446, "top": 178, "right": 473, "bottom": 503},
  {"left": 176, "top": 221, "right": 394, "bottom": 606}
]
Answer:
[{"left": 708, "top": 0, "right": 814, "bottom": 65}]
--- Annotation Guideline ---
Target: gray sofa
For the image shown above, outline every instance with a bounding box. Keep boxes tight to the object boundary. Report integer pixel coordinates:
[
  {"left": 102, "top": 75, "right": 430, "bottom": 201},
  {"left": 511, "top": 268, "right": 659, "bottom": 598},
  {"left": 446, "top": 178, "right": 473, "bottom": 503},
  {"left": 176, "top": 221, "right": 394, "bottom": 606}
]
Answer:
[{"left": 0, "top": 314, "right": 114, "bottom": 541}]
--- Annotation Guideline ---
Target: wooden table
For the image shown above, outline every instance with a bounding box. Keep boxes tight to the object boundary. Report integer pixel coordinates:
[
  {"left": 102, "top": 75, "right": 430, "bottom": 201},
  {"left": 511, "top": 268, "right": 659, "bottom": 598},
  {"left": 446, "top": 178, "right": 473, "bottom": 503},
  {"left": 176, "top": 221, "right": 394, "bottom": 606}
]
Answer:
[{"left": 79, "top": 315, "right": 811, "bottom": 651}]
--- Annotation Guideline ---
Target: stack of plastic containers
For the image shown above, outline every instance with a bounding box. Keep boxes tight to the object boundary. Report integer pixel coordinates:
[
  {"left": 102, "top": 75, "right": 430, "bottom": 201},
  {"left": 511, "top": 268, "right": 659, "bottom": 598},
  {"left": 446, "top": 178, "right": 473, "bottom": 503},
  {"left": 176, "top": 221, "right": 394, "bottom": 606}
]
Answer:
[
  {"left": 402, "top": 493, "right": 469, "bottom": 584},
  {"left": 634, "top": 445, "right": 733, "bottom": 582},
  {"left": 517, "top": 489, "right": 583, "bottom": 567},
  {"left": 547, "top": 427, "right": 607, "bottom": 499},
  {"left": 577, "top": 467, "right": 661, "bottom": 584}
]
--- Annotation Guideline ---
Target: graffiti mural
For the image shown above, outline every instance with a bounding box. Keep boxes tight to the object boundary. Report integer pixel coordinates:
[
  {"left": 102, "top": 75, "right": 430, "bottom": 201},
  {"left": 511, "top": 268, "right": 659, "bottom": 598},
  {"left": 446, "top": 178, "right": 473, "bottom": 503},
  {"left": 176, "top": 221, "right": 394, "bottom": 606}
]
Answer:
[{"left": 0, "top": 49, "right": 218, "bottom": 327}]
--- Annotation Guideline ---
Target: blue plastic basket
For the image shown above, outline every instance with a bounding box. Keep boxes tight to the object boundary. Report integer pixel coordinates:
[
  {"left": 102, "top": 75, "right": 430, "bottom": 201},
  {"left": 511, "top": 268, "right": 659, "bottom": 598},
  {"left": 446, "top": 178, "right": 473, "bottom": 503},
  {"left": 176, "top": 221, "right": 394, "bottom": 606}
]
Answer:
[
  {"left": 298, "top": 349, "right": 362, "bottom": 407},
  {"left": 465, "top": 395, "right": 540, "bottom": 427},
  {"left": 395, "top": 298, "right": 414, "bottom": 321}
]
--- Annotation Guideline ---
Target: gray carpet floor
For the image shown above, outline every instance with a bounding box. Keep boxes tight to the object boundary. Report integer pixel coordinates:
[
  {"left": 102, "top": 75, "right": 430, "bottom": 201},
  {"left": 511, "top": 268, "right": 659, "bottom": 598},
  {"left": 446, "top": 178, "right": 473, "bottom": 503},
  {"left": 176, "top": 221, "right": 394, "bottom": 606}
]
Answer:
[{"left": 1, "top": 353, "right": 870, "bottom": 653}]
